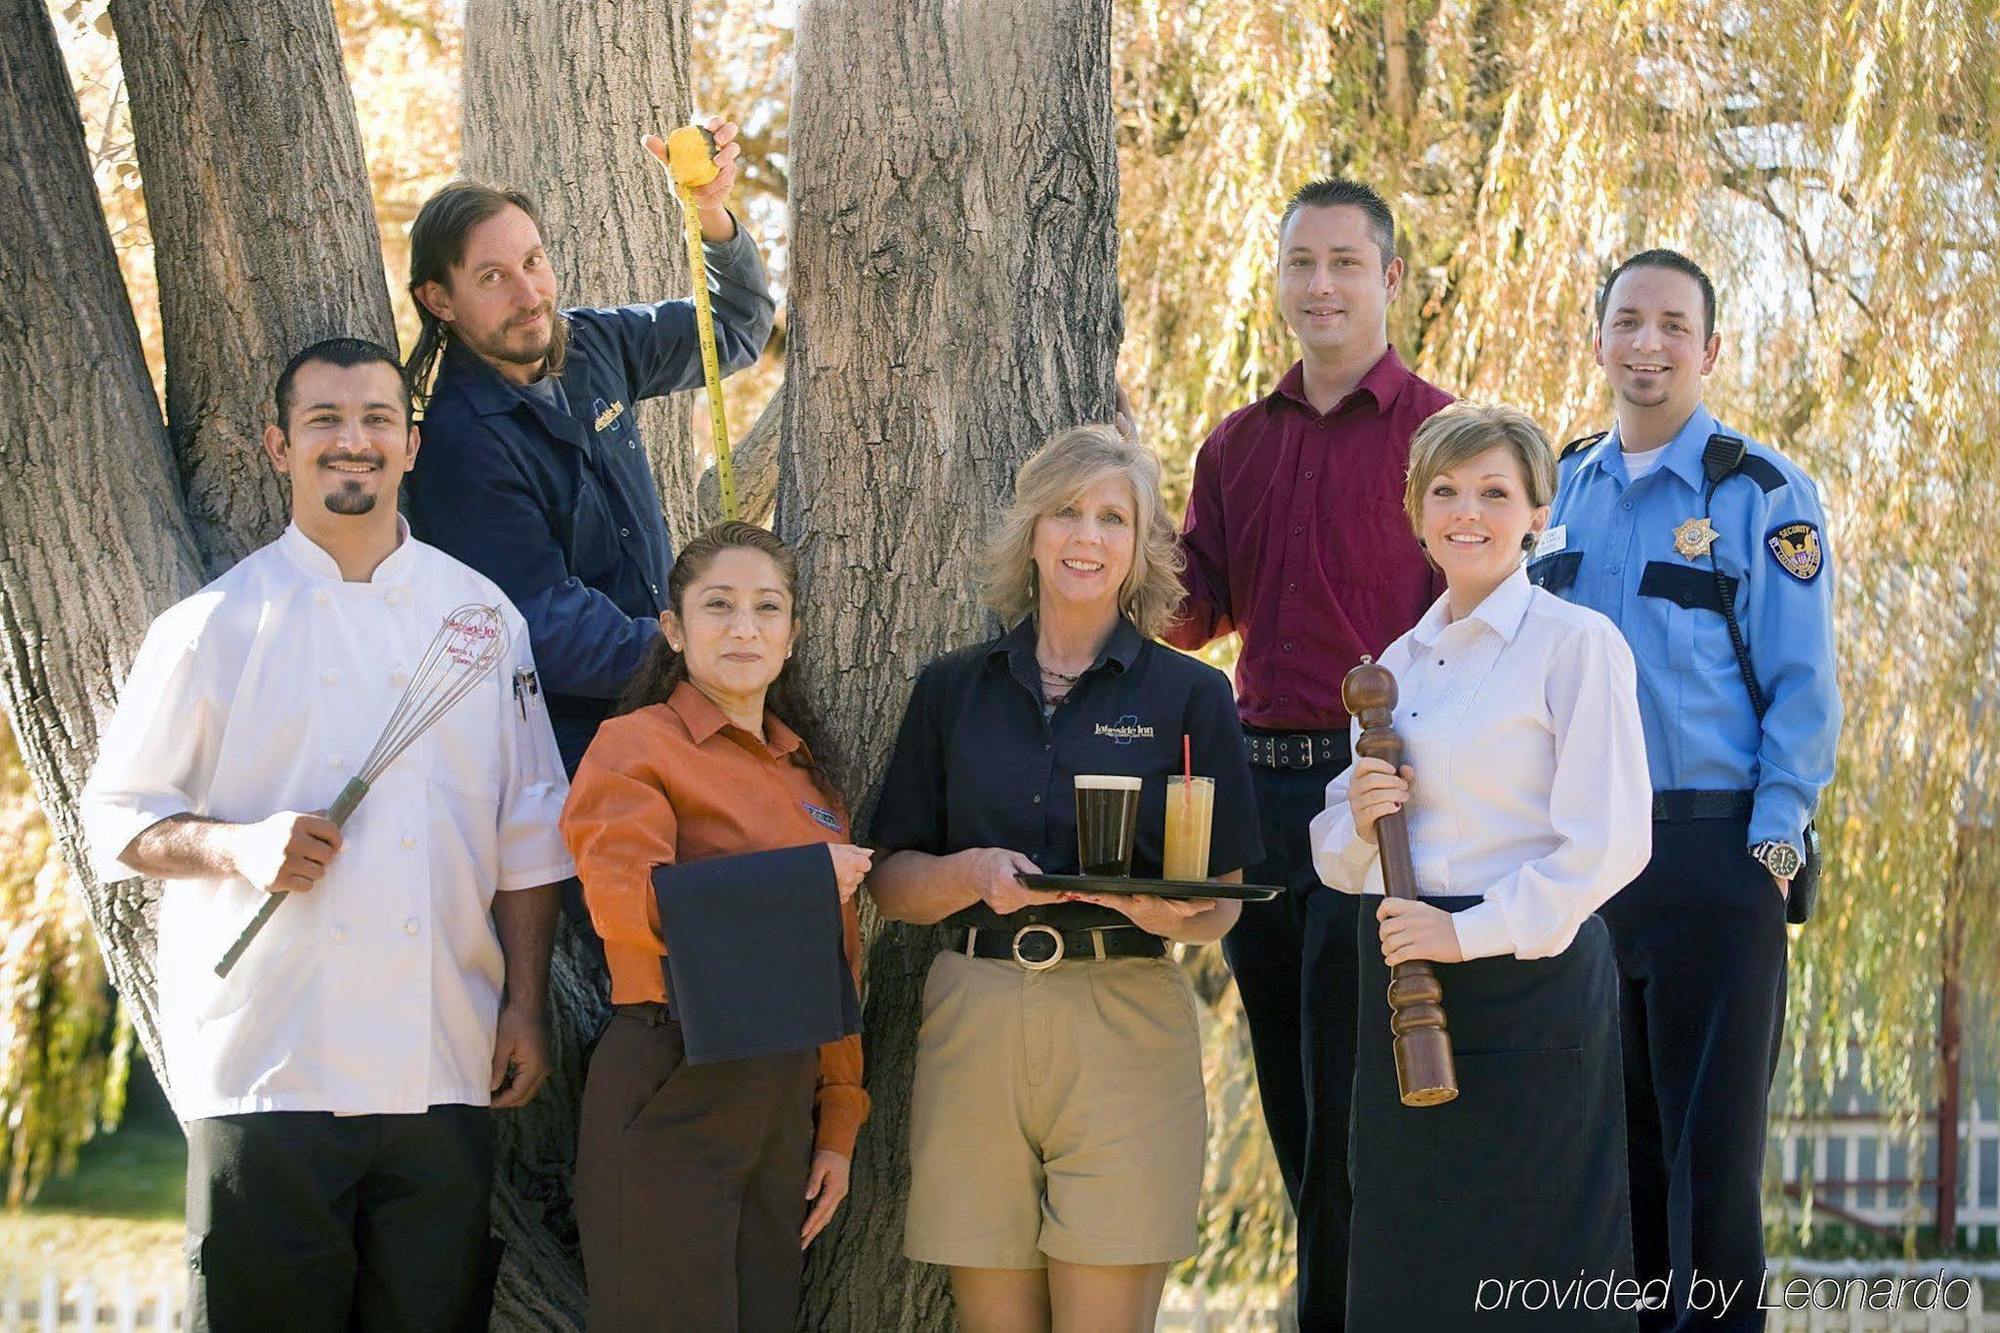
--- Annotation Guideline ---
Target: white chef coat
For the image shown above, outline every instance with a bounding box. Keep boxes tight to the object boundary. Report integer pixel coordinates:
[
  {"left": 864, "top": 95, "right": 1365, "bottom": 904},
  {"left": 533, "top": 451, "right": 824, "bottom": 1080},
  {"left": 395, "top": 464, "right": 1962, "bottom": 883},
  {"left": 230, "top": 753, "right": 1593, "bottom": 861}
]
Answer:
[
  {"left": 1310, "top": 567, "right": 1652, "bottom": 960},
  {"left": 80, "top": 521, "right": 575, "bottom": 1120}
]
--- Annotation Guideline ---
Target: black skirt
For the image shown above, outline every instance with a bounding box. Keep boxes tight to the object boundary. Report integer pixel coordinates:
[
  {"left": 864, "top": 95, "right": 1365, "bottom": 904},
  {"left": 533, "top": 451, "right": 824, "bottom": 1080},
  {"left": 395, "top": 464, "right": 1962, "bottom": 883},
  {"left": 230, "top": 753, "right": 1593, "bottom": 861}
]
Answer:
[{"left": 1345, "top": 897, "right": 1637, "bottom": 1332}]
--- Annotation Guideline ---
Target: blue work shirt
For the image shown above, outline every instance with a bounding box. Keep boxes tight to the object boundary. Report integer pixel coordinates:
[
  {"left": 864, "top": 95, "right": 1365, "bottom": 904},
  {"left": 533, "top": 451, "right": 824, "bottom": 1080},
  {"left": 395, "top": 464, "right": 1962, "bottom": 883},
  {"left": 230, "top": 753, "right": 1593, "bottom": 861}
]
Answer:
[
  {"left": 1529, "top": 405, "right": 1841, "bottom": 853},
  {"left": 408, "top": 222, "right": 775, "bottom": 771}
]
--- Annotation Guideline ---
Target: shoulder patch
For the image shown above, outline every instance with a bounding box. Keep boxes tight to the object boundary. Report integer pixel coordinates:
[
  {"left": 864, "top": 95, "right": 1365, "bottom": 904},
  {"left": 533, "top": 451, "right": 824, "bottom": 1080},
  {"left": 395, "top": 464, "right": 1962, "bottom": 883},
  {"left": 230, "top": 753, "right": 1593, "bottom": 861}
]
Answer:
[
  {"left": 1766, "top": 521, "right": 1823, "bottom": 582},
  {"left": 1738, "top": 453, "right": 1788, "bottom": 493}
]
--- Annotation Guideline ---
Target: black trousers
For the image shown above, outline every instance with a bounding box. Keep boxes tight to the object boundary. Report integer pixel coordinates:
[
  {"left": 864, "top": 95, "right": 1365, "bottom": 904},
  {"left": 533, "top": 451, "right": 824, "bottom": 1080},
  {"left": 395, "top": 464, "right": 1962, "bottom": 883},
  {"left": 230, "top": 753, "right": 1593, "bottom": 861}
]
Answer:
[
  {"left": 576, "top": 1006, "right": 818, "bottom": 1332},
  {"left": 182, "top": 1106, "right": 497, "bottom": 1333},
  {"left": 1227, "top": 743, "right": 1356, "bottom": 1330},
  {"left": 1598, "top": 819, "right": 1788, "bottom": 1333}
]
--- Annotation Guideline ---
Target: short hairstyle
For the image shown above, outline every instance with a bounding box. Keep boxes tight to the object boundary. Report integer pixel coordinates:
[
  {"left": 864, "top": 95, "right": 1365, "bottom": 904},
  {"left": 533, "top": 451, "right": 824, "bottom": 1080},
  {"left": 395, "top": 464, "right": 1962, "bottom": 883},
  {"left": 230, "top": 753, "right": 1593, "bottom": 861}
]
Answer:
[
  {"left": 979, "top": 424, "right": 1186, "bottom": 640},
  {"left": 1279, "top": 178, "right": 1397, "bottom": 269},
  {"left": 1595, "top": 248, "right": 1717, "bottom": 339},
  {"left": 1402, "top": 402, "right": 1558, "bottom": 536},
  {"left": 405, "top": 180, "right": 568, "bottom": 404},
  {"left": 273, "top": 337, "right": 408, "bottom": 431}
]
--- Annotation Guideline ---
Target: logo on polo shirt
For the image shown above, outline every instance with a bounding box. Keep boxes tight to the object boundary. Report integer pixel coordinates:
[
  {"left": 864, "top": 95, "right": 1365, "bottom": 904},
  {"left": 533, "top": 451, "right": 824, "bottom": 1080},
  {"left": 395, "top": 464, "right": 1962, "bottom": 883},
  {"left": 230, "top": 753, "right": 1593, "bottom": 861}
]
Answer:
[
  {"left": 1094, "top": 715, "right": 1155, "bottom": 745},
  {"left": 593, "top": 398, "right": 626, "bottom": 431},
  {"left": 802, "top": 800, "right": 843, "bottom": 833}
]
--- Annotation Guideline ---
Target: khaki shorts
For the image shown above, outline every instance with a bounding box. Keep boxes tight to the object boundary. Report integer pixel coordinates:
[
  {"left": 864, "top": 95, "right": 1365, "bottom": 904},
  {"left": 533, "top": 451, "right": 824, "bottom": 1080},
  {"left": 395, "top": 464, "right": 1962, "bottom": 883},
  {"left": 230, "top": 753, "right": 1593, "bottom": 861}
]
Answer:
[{"left": 902, "top": 948, "right": 1208, "bottom": 1269}]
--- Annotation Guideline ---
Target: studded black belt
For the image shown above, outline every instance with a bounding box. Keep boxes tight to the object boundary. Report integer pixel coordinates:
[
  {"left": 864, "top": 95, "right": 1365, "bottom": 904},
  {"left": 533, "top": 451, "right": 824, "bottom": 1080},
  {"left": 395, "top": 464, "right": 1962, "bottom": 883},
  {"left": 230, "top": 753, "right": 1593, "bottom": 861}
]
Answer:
[{"left": 1243, "top": 729, "right": 1347, "bottom": 770}]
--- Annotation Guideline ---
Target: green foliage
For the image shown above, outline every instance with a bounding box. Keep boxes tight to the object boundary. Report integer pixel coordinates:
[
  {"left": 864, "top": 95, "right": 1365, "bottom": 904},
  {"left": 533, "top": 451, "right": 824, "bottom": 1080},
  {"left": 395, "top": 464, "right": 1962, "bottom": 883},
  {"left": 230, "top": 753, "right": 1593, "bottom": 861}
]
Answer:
[{"left": 0, "top": 718, "right": 129, "bottom": 1208}]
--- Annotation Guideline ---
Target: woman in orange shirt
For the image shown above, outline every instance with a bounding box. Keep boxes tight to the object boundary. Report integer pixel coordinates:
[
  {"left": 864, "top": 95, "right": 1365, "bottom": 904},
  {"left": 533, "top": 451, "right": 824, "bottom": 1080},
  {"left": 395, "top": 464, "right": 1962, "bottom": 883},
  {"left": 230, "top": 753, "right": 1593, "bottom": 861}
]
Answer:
[{"left": 561, "top": 522, "right": 870, "bottom": 1332}]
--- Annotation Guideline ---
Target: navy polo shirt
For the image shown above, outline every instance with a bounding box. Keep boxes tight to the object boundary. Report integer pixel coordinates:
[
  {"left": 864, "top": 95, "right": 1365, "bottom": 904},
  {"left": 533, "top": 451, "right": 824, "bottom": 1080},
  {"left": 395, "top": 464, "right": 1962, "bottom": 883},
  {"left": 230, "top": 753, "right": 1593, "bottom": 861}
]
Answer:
[{"left": 872, "top": 616, "right": 1263, "bottom": 932}]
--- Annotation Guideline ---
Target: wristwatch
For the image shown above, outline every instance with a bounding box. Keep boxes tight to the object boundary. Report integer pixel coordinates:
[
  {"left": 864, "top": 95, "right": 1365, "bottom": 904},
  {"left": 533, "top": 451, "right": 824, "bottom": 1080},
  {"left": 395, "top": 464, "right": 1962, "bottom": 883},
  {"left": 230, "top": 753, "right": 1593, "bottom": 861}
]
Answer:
[{"left": 1750, "top": 840, "right": 1804, "bottom": 881}]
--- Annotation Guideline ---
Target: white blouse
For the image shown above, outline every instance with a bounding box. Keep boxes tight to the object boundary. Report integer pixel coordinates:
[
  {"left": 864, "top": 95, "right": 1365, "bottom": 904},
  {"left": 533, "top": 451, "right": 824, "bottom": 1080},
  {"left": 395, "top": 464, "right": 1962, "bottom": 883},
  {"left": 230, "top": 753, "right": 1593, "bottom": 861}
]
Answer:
[
  {"left": 81, "top": 523, "right": 575, "bottom": 1120},
  {"left": 1309, "top": 568, "right": 1652, "bottom": 960}
]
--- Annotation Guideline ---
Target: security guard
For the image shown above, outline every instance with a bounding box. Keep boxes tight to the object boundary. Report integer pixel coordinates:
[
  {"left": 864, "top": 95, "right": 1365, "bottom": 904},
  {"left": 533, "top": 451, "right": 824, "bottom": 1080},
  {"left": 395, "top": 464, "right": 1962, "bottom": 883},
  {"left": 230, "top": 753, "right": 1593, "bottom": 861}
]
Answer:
[
  {"left": 1531, "top": 249, "right": 1841, "bottom": 1332},
  {"left": 404, "top": 118, "right": 775, "bottom": 776}
]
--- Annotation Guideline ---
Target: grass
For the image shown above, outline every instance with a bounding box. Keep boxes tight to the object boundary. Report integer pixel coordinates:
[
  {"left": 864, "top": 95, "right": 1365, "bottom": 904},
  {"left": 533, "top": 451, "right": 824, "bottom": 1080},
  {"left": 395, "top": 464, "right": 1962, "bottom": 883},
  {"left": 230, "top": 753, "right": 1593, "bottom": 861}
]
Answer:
[{"left": 0, "top": 1064, "right": 186, "bottom": 1293}]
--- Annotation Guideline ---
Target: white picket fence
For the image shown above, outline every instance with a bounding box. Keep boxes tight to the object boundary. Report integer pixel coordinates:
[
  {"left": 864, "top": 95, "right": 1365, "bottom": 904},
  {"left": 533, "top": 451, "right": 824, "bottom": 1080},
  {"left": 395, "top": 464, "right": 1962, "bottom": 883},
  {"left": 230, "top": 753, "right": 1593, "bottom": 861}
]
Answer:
[
  {"left": 0, "top": 1273, "right": 181, "bottom": 1332},
  {"left": 1771, "top": 1097, "right": 2000, "bottom": 1248}
]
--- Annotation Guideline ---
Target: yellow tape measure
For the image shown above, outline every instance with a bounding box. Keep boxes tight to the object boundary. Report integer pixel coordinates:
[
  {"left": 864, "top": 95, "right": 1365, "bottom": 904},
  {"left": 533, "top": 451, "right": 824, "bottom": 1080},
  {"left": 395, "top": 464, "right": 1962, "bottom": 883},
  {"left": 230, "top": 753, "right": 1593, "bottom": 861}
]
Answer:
[{"left": 663, "top": 125, "right": 737, "bottom": 522}]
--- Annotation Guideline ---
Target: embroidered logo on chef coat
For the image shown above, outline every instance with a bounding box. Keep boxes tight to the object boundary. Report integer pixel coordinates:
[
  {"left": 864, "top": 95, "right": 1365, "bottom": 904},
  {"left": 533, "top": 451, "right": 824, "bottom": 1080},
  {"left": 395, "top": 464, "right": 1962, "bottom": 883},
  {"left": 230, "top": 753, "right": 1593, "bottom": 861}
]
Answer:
[
  {"left": 1093, "top": 715, "right": 1155, "bottom": 745},
  {"left": 801, "top": 800, "right": 843, "bottom": 833},
  {"left": 592, "top": 398, "right": 626, "bottom": 432}
]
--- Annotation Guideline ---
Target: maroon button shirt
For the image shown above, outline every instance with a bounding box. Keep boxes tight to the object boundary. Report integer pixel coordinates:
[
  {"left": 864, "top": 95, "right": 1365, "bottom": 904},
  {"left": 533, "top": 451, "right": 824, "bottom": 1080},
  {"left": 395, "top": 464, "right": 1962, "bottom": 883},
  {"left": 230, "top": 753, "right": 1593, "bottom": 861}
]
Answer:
[{"left": 1169, "top": 348, "right": 1452, "bottom": 731}]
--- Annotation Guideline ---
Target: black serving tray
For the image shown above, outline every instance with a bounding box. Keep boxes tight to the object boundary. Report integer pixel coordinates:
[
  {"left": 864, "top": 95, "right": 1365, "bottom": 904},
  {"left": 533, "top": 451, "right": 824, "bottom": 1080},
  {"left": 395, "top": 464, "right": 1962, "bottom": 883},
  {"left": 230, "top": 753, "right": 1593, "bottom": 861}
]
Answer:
[{"left": 1016, "top": 872, "right": 1282, "bottom": 902}]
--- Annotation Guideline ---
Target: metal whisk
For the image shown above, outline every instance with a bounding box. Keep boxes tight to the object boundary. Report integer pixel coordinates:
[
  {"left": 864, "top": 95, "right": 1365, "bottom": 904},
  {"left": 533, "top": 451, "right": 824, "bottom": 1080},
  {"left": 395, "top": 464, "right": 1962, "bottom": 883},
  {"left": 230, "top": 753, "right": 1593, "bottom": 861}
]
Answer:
[{"left": 214, "top": 603, "right": 511, "bottom": 978}]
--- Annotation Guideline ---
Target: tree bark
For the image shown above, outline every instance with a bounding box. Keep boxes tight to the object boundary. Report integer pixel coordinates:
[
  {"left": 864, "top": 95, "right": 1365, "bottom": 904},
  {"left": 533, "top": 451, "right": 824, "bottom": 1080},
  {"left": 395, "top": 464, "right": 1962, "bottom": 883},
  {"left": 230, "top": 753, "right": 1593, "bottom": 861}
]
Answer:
[
  {"left": 782, "top": 2, "right": 1122, "bottom": 1325},
  {"left": 460, "top": 0, "right": 707, "bottom": 543},
  {"left": 0, "top": 0, "right": 204, "bottom": 1082},
  {"left": 1384, "top": 0, "right": 1415, "bottom": 130},
  {"left": 697, "top": 384, "right": 784, "bottom": 528},
  {"left": 109, "top": 0, "right": 397, "bottom": 576}
]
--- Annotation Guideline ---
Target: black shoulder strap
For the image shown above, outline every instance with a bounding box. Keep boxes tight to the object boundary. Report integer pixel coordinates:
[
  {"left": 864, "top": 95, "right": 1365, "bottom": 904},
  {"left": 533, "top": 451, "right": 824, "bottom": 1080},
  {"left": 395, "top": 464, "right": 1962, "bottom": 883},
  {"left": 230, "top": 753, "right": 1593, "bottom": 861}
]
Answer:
[
  {"left": 1559, "top": 430, "right": 1608, "bottom": 461},
  {"left": 1700, "top": 433, "right": 1768, "bottom": 718}
]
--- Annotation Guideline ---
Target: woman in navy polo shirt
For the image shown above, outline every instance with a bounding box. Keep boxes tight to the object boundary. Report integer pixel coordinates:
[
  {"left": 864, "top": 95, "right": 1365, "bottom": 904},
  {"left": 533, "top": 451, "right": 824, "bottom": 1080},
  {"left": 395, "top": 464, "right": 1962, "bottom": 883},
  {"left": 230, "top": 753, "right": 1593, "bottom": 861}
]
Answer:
[{"left": 869, "top": 424, "right": 1261, "bottom": 1332}]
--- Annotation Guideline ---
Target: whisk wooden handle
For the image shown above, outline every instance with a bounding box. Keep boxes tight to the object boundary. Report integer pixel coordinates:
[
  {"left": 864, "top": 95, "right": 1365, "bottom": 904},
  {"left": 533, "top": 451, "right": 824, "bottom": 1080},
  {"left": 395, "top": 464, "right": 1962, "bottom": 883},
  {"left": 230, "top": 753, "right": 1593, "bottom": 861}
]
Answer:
[{"left": 213, "top": 777, "right": 370, "bottom": 979}]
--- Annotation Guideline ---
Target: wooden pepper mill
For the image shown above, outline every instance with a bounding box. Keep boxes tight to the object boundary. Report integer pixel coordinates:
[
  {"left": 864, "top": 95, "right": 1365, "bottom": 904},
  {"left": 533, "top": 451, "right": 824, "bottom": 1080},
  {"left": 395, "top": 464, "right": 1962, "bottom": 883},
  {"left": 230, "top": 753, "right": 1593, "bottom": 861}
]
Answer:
[{"left": 1342, "top": 656, "right": 1458, "bottom": 1107}]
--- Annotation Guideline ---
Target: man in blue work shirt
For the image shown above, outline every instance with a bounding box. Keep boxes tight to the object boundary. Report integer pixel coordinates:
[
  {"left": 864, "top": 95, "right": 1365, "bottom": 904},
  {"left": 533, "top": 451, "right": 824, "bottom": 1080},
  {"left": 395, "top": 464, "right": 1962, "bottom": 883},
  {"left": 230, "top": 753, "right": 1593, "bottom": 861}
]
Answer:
[
  {"left": 1532, "top": 249, "right": 1841, "bottom": 1332},
  {"left": 404, "top": 118, "right": 775, "bottom": 775}
]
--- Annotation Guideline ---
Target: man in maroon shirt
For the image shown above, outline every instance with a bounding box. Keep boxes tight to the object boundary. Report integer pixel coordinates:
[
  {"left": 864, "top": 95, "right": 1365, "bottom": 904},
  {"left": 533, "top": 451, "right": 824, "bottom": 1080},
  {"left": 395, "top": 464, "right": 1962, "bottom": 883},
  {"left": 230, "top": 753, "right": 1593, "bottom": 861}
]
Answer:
[{"left": 1170, "top": 177, "right": 1449, "bottom": 1329}]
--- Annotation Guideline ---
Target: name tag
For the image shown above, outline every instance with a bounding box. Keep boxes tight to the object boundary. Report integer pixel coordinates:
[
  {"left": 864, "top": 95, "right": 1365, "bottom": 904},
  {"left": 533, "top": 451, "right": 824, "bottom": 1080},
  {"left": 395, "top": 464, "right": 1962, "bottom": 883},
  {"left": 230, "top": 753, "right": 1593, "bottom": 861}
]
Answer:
[{"left": 1534, "top": 525, "right": 1567, "bottom": 557}]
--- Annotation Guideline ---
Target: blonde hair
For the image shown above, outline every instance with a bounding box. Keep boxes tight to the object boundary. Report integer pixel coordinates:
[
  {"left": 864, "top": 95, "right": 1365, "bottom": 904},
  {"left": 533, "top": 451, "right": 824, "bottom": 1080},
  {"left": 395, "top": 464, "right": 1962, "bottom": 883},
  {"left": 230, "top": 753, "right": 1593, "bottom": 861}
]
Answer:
[
  {"left": 1403, "top": 401, "right": 1558, "bottom": 535},
  {"left": 979, "top": 424, "right": 1186, "bottom": 640}
]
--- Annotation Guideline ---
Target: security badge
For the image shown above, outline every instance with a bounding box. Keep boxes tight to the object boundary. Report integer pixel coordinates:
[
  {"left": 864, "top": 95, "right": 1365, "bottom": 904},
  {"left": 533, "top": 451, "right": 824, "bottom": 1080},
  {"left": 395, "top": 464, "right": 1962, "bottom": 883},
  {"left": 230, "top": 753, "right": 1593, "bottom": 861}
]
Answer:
[
  {"left": 1672, "top": 517, "right": 1720, "bottom": 560},
  {"left": 1766, "top": 521, "right": 1824, "bottom": 581}
]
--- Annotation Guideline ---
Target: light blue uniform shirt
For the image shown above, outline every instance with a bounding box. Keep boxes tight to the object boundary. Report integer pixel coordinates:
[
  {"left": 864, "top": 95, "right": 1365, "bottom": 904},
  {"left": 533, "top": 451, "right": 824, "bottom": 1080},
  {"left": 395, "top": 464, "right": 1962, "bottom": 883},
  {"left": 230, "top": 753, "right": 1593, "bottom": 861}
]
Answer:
[{"left": 1530, "top": 405, "right": 1841, "bottom": 853}]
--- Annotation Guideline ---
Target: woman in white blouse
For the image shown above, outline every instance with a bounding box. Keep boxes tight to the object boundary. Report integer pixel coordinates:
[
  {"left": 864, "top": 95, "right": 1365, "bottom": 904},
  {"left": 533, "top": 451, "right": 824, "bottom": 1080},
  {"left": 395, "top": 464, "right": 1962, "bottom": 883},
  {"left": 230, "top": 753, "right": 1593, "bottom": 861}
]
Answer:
[{"left": 1311, "top": 402, "right": 1650, "bottom": 1332}]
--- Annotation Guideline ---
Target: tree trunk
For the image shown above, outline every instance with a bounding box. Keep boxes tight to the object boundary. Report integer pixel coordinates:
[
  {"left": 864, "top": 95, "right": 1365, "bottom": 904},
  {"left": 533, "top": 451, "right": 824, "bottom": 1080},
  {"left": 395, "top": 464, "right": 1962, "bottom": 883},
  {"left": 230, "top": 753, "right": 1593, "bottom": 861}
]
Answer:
[
  {"left": 1383, "top": 0, "right": 1415, "bottom": 130},
  {"left": 697, "top": 384, "right": 784, "bottom": 528},
  {"left": 0, "top": 0, "right": 204, "bottom": 1080},
  {"left": 460, "top": 0, "right": 706, "bottom": 543},
  {"left": 781, "top": 1, "right": 1122, "bottom": 1325},
  {"left": 109, "top": 0, "right": 397, "bottom": 576}
]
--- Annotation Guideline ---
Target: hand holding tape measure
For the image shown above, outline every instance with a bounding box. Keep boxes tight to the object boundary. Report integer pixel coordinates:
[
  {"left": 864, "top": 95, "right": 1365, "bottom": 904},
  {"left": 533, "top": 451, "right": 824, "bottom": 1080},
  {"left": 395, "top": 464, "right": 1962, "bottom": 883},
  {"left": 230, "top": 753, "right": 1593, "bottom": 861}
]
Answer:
[{"left": 645, "top": 117, "right": 743, "bottom": 520}]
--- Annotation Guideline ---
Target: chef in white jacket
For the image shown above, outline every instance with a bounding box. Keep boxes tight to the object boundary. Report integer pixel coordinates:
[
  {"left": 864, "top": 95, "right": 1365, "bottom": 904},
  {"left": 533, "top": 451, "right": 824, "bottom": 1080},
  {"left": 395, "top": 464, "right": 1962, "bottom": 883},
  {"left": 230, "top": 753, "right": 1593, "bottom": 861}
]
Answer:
[{"left": 81, "top": 337, "right": 573, "bottom": 1333}]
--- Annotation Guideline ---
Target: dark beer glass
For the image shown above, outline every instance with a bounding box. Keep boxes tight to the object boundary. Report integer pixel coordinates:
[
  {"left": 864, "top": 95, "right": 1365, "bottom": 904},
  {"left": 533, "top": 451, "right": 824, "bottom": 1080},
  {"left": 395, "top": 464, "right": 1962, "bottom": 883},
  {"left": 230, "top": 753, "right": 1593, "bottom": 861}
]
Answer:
[{"left": 1074, "top": 775, "right": 1143, "bottom": 876}]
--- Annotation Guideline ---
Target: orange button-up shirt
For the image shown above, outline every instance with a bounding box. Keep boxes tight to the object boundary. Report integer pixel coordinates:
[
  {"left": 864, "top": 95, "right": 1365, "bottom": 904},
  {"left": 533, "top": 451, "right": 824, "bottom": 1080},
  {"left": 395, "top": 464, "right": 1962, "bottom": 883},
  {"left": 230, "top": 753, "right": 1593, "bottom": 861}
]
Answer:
[{"left": 560, "top": 680, "right": 868, "bottom": 1157}]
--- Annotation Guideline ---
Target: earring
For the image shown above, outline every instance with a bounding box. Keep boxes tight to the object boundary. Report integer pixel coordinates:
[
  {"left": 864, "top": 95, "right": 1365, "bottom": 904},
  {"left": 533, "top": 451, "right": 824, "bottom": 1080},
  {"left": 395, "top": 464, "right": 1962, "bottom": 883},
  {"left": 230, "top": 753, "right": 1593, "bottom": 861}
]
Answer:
[
  {"left": 1521, "top": 533, "right": 1538, "bottom": 552},
  {"left": 1416, "top": 537, "right": 1427, "bottom": 550}
]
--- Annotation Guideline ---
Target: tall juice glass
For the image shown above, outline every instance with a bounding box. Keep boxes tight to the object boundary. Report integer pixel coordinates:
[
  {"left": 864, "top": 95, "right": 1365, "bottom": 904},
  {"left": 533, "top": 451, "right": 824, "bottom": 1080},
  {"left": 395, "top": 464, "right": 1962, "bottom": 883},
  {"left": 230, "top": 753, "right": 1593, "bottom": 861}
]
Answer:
[{"left": 1162, "top": 775, "right": 1215, "bottom": 881}]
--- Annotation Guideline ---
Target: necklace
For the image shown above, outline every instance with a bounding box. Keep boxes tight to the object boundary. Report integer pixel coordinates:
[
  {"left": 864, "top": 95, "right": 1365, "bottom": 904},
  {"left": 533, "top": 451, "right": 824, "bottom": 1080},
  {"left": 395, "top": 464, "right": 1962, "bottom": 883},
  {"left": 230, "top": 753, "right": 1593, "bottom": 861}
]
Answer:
[{"left": 1039, "top": 663, "right": 1082, "bottom": 684}]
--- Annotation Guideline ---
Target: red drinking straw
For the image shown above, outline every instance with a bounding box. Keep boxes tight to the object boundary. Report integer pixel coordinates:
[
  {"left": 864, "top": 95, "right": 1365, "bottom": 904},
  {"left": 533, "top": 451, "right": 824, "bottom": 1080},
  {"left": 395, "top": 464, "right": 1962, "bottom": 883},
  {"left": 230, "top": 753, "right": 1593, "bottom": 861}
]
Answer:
[{"left": 1181, "top": 732, "right": 1193, "bottom": 825}]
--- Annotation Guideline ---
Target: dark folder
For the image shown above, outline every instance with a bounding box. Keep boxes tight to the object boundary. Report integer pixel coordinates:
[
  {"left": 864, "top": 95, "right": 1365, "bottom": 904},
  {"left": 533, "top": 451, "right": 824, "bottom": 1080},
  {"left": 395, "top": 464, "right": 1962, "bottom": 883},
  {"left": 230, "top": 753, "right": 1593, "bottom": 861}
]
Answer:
[{"left": 650, "top": 844, "right": 861, "bottom": 1065}]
